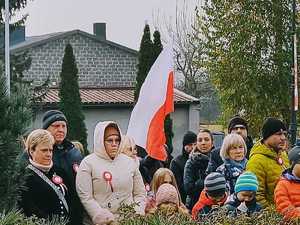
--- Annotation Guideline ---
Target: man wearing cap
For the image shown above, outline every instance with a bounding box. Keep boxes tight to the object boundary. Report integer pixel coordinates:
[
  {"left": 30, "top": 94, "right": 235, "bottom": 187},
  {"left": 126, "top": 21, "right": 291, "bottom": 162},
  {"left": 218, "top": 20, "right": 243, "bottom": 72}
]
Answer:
[
  {"left": 170, "top": 131, "right": 197, "bottom": 204},
  {"left": 246, "top": 117, "right": 289, "bottom": 208},
  {"left": 41, "top": 110, "right": 83, "bottom": 184},
  {"left": 206, "top": 115, "right": 253, "bottom": 174}
]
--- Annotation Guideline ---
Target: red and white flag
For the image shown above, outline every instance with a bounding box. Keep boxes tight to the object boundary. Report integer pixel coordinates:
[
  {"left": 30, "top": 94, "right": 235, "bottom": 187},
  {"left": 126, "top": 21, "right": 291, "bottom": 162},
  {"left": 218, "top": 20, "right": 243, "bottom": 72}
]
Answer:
[{"left": 127, "top": 45, "right": 174, "bottom": 161}]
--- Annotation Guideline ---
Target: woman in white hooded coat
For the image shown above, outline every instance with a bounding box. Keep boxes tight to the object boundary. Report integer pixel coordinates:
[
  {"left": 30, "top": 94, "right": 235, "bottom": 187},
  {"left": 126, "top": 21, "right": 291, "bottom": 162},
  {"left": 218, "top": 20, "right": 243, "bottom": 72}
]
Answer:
[{"left": 76, "top": 121, "right": 146, "bottom": 225}]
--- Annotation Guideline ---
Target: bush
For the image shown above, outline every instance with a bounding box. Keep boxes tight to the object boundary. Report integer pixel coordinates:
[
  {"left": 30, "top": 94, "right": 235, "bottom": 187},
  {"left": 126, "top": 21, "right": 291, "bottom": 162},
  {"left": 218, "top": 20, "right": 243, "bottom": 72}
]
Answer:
[
  {"left": 0, "top": 210, "right": 67, "bottom": 225},
  {"left": 2, "top": 205, "right": 299, "bottom": 225},
  {"left": 117, "top": 204, "right": 298, "bottom": 225}
]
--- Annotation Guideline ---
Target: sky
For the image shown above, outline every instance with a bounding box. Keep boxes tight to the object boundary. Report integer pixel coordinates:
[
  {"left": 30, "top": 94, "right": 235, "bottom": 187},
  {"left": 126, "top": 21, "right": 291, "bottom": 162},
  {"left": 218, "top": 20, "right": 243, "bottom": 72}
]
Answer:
[{"left": 13, "top": 0, "right": 198, "bottom": 50}]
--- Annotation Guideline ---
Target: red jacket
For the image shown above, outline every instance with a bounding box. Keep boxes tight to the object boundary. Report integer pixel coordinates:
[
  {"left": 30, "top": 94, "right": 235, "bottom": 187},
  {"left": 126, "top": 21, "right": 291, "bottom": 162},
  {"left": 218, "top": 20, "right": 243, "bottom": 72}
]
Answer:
[
  {"left": 191, "top": 189, "right": 227, "bottom": 220},
  {"left": 275, "top": 170, "right": 300, "bottom": 220}
]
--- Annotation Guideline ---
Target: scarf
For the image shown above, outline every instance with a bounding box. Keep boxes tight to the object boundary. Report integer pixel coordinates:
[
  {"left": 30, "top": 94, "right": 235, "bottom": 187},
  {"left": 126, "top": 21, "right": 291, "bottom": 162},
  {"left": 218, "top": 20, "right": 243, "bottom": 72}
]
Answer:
[
  {"left": 29, "top": 158, "right": 53, "bottom": 173},
  {"left": 224, "top": 158, "right": 247, "bottom": 172},
  {"left": 283, "top": 169, "right": 300, "bottom": 183}
]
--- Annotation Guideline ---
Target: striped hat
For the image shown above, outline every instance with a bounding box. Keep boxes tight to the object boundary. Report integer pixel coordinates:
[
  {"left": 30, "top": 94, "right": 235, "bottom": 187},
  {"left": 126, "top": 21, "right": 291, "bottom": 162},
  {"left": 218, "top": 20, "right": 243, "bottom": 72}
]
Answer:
[
  {"left": 234, "top": 172, "right": 258, "bottom": 193},
  {"left": 204, "top": 172, "right": 226, "bottom": 197}
]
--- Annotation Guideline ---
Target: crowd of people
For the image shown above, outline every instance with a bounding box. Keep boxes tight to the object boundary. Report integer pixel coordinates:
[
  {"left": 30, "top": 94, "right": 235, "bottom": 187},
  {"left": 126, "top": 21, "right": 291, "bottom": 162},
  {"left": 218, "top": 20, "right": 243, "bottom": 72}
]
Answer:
[{"left": 16, "top": 110, "right": 300, "bottom": 224}]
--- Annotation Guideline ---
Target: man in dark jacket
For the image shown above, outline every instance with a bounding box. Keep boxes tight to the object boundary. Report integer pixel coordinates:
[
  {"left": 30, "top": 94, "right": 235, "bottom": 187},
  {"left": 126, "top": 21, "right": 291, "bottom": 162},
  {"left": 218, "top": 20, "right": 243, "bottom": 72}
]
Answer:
[
  {"left": 20, "top": 110, "right": 84, "bottom": 224},
  {"left": 170, "top": 131, "right": 197, "bottom": 204},
  {"left": 206, "top": 115, "right": 253, "bottom": 174}
]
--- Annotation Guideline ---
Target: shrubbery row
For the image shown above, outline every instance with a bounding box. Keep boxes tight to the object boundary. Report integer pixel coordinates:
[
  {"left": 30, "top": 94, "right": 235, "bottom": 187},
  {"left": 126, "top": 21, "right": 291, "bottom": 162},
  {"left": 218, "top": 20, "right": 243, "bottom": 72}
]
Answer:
[{"left": 1, "top": 206, "right": 299, "bottom": 225}]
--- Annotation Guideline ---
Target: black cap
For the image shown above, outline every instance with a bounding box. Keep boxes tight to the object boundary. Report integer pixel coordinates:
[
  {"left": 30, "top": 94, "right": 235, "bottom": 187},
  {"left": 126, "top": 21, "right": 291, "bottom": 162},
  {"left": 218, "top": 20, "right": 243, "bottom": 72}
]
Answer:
[
  {"left": 182, "top": 131, "right": 197, "bottom": 147},
  {"left": 228, "top": 115, "right": 248, "bottom": 133},
  {"left": 42, "top": 110, "right": 67, "bottom": 129},
  {"left": 262, "top": 118, "right": 286, "bottom": 140}
]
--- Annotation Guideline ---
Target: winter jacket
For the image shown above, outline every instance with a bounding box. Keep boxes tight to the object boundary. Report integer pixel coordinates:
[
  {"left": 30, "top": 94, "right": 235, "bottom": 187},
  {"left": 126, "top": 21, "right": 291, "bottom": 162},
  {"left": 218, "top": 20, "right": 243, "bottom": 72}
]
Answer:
[
  {"left": 206, "top": 147, "right": 222, "bottom": 175},
  {"left": 76, "top": 121, "right": 146, "bottom": 225},
  {"left": 20, "top": 139, "right": 84, "bottom": 224},
  {"left": 19, "top": 165, "right": 71, "bottom": 221},
  {"left": 246, "top": 141, "right": 289, "bottom": 208},
  {"left": 274, "top": 169, "right": 300, "bottom": 220},
  {"left": 225, "top": 193, "right": 261, "bottom": 217},
  {"left": 206, "top": 136, "right": 253, "bottom": 174},
  {"left": 170, "top": 148, "right": 190, "bottom": 204},
  {"left": 216, "top": 159, "right": 247, "bottom": 194},
  {"left": 183, "top": 150, "right": 210, "bottom": 210},
  {"left": 191, "top": 189, "right": 227, "bottom": 220}
]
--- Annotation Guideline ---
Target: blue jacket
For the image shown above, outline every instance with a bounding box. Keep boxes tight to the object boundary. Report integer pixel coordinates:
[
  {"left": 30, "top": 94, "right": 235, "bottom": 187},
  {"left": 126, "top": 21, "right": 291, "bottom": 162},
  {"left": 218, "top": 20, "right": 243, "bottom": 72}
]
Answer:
[
  {"left": 216, "top": 159, "right": 247, "bottom": 194},
  {"left": 226, "top": 193, "right": 262, "bottom": 216}
]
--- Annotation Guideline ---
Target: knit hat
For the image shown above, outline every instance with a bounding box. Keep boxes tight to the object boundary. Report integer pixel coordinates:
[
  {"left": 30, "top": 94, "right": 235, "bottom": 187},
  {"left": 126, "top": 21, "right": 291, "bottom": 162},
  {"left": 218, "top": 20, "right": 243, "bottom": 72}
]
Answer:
[
  {"left": 204, "top": 172, "right": 226, "bottom": 197},
  {"left": 182, "top": 131, "right": 197, "bottom": 147},
  {"left": 228, "top": 115, "right": 248, "bottom": 133},
  {"left": 42, "top": 110, "right": 67, "bottom": 129},
  {"left": 261, "top": 117, "right": 286, "bottom": 140},
  {"left": 288, "top": 145, "right": 300, "bottom": 165},
  {"left": 234, "top": 172, "right": 258, "bottom": 193},
  {"left": 155, "top": 183, "right": 179, "bottom": 206}
]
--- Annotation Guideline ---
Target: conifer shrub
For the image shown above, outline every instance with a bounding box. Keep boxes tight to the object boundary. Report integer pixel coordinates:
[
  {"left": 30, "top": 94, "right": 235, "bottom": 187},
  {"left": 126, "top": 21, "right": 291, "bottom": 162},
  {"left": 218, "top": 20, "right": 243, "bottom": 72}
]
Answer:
[{"left": 117, "top": 204, "right": 296, "bottom": 225}]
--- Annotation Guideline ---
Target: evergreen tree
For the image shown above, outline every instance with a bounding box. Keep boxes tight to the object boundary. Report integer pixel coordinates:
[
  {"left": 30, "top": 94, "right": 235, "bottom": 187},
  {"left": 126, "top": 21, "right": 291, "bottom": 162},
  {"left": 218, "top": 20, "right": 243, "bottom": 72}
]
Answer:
[
  {"left": 59, "top": 44, "right": 88, "bottom": 152},
  {"left": 199, "top": 0, "right": 292, "bottom": 135},
  {"left": 152, "top": 30, "right": 163, "bottom": 61},
  {"left": 153, "top": 30, "right": 174, "bottom": 156},
  {"left": 0, "top": 0, "right": 29, "bottom": 24},
  {"left": 135, "top": 24, "right": 154, "bottom": 100},
  {"left": 0, "top": 61, "right": 32, "bottom": 210}
]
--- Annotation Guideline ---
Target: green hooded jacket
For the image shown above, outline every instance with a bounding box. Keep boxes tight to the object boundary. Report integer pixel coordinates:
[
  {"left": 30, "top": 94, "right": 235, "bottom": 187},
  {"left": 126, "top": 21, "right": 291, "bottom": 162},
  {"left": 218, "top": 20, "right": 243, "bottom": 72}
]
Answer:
[{"left": 246, "top": 141, "right": 289, "bottom": 208}]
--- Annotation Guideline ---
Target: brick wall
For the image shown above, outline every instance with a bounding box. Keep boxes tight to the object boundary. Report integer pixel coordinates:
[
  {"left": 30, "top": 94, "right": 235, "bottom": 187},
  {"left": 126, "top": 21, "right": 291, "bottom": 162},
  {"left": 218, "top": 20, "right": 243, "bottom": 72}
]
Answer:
[{"left": 21, "top": 33, "right": 138, "bottom": 88}]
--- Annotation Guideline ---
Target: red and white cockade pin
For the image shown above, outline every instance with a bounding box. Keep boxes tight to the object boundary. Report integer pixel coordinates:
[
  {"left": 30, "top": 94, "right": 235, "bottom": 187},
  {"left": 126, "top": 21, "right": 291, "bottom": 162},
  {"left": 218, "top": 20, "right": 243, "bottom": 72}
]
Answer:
[
  {"left": 73, "top": 163, "right": 79, "bottom": 173},
  {"left": 52, "top": 175, "right": 63, "bottom": 185},
  {"left": 103, "top": 171, "right": 114, "bottom": 192},
  {"left": 145, "top": 184, "right": 151, "bottom": 192},
  {"left": 277, "top": 157, "right": 283, "bottom": 165}
]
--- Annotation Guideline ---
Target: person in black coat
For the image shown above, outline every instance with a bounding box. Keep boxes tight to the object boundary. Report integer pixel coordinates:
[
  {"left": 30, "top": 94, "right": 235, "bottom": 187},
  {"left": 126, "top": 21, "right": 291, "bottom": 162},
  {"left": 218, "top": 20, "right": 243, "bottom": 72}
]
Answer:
[
  {"left": 19, "top": 129, "right": 72, "bottom": 222},
  {"left": 170, "top": 131, "right": 197, "bottom": 204},
  {"left": 183, "top": 129, "right": 214, "bottom": 210},
  {"left": 139, "top": 155, "right": 164, "bottom": 184},
  {"left": 20, "top": 110, "right": 84, "bottom": 224},
  {"left": 206, "top": 115, "right": 253, "bottom": 174}
]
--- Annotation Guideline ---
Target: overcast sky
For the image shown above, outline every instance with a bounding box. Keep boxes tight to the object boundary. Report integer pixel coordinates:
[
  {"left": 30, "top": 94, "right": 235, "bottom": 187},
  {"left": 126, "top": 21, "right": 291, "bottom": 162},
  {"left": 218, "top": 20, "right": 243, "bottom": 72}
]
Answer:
[{"left": 14, "top": 0, "right": 198, "bottom": 50}]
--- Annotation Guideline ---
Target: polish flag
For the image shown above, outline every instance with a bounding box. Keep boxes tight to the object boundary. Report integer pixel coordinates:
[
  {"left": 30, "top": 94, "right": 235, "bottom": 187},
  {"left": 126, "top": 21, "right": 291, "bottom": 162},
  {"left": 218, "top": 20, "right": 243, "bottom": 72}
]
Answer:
[{"left": 127, "top": 45, "right": 174, "bottom": 161}]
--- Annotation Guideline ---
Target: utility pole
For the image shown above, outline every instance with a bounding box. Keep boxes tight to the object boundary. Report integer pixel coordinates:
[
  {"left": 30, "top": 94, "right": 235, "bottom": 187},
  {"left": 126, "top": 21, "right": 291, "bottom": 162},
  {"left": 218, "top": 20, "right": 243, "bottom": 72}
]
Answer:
[
  {"left": 5, "top": 0, "right": 10, "bottom": 97},
  {"left": 290, "top": 0, "right": 298, "bottom": 146}
]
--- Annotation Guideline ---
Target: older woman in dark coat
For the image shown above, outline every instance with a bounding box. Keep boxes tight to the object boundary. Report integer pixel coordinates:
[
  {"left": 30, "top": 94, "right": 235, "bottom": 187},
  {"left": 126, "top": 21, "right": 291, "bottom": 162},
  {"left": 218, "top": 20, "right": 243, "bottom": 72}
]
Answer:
[{"left": 19, "top": 129, "right": 73, "bottom": 223}]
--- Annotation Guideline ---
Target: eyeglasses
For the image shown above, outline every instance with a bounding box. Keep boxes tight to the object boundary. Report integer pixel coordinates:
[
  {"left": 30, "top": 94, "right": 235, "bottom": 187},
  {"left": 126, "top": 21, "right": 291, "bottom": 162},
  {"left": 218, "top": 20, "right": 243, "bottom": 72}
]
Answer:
[{"left": 105, "top": 138, "right": 121, "bottom": 145}]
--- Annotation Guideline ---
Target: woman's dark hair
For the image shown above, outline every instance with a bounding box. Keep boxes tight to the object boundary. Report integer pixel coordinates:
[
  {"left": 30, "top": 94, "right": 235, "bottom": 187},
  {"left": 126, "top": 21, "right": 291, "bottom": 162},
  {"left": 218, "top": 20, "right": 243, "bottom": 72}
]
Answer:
[{"left": 198, "top": 129, "right": 214, "bottom": 142}]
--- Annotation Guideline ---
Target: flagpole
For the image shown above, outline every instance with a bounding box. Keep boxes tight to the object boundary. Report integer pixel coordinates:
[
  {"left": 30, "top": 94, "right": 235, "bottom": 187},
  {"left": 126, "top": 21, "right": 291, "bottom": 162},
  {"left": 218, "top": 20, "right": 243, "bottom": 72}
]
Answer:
[
  {"left": 290, "top": 0, "right": 298, "bottom": 146},
  {"left": 5, "top": 0, "right": 10, "bottom": 97}
]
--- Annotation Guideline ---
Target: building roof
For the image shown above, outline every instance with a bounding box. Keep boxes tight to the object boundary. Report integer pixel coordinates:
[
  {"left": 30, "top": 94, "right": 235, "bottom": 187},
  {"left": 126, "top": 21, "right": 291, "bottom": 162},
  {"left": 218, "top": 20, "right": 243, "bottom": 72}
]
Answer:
[
  {"left": 11, "top": 29, "right": 138, "bottom": 55},
  {"left": 41, "top": 88, "right": 199, "bottom": 106}
]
